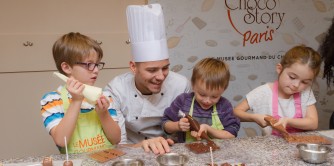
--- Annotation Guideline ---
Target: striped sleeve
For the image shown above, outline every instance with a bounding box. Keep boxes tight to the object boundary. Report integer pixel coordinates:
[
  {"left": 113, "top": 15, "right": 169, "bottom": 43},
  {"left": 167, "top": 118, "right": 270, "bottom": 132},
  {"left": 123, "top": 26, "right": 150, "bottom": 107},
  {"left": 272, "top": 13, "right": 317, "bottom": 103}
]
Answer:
[{"left": 40, "top": 91, "right": 64, "bottom": 133}]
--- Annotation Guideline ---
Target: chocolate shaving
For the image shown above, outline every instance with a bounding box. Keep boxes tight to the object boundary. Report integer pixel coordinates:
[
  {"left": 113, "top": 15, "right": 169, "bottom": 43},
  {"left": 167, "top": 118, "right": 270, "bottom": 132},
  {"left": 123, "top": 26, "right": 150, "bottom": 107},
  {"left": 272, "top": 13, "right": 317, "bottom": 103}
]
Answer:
[
  {"left": 264, "top": 116, "right": 332, "bottom": 144},
  {"left": 284, "top": 135, "right": 332, "bottom": 145}
]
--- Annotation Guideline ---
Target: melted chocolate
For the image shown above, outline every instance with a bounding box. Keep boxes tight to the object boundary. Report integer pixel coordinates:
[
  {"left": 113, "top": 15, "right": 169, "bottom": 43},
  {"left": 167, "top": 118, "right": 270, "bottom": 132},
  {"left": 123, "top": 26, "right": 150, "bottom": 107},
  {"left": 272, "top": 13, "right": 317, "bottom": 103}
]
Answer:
[{"left": 185, "top": 141, "right": 220, "bottom": 154}]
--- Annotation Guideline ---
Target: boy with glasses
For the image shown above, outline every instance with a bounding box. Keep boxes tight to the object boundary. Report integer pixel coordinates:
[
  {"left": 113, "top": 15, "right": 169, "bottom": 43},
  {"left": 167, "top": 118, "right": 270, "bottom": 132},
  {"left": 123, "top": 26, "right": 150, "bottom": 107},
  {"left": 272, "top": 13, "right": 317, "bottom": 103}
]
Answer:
[{"left": 40, "top": 32, "right": 121, "bottom": 154}]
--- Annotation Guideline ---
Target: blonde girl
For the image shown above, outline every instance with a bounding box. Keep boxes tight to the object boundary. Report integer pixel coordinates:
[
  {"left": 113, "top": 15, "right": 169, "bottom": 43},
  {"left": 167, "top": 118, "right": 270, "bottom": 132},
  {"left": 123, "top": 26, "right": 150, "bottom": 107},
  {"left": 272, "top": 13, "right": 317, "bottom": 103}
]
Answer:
[{"left": 234, "top": 45, "right": 321, "bottom": 136}]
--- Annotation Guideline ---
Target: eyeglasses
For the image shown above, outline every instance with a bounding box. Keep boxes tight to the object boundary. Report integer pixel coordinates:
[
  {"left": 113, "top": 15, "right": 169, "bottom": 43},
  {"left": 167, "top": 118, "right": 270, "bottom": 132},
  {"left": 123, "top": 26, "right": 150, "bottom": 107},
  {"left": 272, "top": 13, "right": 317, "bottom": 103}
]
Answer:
[{"left": 75, "top": 62, "right": 105, "bottom": 71}]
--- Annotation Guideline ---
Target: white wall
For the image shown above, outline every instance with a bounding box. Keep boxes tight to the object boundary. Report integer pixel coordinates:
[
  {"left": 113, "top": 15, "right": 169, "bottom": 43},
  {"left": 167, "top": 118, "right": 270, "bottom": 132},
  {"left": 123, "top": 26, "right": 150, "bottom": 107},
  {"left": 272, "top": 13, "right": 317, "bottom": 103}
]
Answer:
[
  {"left": 0, "top": 0, "right": 144, "bottom": 159},
  {"left": 149, "top": 0, "right": 334, "bottom": 137}
]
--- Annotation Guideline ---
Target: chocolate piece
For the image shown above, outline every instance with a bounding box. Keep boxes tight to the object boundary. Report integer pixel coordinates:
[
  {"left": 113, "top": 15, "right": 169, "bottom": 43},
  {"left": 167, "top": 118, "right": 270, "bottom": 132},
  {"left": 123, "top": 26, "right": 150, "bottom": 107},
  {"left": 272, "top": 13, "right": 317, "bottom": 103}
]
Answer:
[
  {"left": 264, "top": 116, "right": 288, "bottom": 136},
  {"left": 42, "top": 157, "right": 53, "bottom": 166},
  {"left": 63, "top": 160, "right": 73, "bottom": 166},
  {"left": 89, "top": 149, "right": 126, "bottom": 163}
]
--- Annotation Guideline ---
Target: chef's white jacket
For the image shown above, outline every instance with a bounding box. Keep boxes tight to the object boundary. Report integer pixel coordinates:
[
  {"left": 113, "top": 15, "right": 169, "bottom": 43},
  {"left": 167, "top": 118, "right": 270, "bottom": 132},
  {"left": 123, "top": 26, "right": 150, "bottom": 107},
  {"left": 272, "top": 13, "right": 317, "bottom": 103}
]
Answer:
[{"left": 105, "top": 71, "right": 191, "bottom": 144}]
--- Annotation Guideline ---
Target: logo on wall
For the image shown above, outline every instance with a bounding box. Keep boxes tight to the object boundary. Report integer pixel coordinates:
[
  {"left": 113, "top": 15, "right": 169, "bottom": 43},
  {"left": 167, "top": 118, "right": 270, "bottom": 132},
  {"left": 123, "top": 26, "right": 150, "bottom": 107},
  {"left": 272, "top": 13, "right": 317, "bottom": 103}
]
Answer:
[{"left": 225, "top": 0, "right": 285, "bottom": 46}]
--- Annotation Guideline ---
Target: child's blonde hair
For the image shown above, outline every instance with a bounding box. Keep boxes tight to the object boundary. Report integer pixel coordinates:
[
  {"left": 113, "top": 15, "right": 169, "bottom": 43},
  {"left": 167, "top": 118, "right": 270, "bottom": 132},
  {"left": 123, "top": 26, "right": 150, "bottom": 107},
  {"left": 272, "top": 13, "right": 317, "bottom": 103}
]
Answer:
[
  {"left": 280, "top": 45, "right": 321, "bottom": 78},
  {"left": 52, "top": 32, "right": 103, "bottom": 75},
  {"left": 191, "top": 57, "right": 230, "bottom": 90}
]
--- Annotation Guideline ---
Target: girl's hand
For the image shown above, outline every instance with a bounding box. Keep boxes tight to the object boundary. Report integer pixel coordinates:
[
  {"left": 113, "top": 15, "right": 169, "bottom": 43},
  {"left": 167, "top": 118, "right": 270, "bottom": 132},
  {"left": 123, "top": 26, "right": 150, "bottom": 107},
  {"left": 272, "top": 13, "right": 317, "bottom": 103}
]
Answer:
[
  {"left": 178, "top": 118, "right": 190, "bottom": 131},
  {"left": 66, "top": 77, "right": 85, "bottom": 101},
  {"left": 95, "top": 95, "right": 110, "bottom": 114},
  {"left": 275, "top": 117, "right": 289, "bottom": 128},
  {"left": 254, "top": 114, "right": 269, "bottom": 127}
]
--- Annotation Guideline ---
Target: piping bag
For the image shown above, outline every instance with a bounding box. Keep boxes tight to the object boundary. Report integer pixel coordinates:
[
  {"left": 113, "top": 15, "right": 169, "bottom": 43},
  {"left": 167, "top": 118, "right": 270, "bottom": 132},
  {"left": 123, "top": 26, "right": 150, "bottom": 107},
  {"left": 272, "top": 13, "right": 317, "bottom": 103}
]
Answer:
[
  {"left": 53, "top": 72, "right": 102, "bottom": 105},
  {"left": 184, "top": 114, "right": 220, "bottom": 150},
  {"left": 178, "top": 111, "right": 213, "bottom": 143},
  {"left": 185, "top": 114, "right": 213, "bottom": 142}
]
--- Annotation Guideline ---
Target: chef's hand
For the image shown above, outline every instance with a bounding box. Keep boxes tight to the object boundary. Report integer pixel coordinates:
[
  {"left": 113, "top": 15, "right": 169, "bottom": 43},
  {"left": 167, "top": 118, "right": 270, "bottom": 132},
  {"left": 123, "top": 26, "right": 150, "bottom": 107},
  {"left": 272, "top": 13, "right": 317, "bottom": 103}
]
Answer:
[
  {"left": 95, "top": 95, "right": 110, "bottom": 114},
  {"left": 178, "top": 118, "right": 190, "bottom": 131},
  {"left": 141, "top": 137, "right": 174, "bottom": 155},
  {"left": 254, "top": 114, "right": 268, "bottom": 127}
]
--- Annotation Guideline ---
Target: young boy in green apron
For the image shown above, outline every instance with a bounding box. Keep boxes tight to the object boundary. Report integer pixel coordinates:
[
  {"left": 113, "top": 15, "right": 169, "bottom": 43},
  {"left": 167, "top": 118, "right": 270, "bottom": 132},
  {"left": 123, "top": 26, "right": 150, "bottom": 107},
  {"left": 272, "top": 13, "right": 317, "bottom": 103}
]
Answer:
[
  {"left": 162, "top": 58, "right": 240, "bottom": 143},
  {"left": 40, "top": 32, "right": 121, "bottom": 153}
]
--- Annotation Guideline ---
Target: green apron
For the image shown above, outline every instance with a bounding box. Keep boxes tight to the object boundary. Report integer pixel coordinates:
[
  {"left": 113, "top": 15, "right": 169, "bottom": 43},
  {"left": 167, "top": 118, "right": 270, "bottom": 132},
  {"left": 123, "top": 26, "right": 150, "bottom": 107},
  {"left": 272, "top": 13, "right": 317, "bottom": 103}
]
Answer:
[
  {"left": 59, "top": 86, "right": 113, "bottom": 154},
  {"left": 185, "top": 97, "right": 224, "bottom": 142}
]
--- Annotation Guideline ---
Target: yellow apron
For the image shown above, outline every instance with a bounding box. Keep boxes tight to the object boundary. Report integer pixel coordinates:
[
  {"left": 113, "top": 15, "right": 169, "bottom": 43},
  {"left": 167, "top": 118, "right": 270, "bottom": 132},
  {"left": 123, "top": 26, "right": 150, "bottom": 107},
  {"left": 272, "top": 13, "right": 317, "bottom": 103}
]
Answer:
[
  {"left": 185, "top": 97, "right": 224, "bottom": 142},
  {"left": 59, "top": 86, "right": 113, "bottom": 153}
]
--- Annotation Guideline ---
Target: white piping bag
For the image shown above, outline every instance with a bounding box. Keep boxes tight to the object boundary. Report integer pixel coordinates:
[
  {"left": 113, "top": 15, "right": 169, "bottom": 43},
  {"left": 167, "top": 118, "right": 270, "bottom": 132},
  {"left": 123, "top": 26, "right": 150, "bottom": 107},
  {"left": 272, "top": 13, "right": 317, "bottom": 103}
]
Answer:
[{"left": 53, "top": 72, "right": 102, "bottom": 104}]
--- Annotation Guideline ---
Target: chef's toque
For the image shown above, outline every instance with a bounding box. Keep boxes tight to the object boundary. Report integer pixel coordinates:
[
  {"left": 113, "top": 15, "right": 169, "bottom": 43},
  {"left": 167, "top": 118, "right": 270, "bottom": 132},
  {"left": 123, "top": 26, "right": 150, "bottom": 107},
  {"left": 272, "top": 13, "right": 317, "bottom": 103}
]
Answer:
[{"left": 126, "top": 4, "right": 169, "bottom": 62}]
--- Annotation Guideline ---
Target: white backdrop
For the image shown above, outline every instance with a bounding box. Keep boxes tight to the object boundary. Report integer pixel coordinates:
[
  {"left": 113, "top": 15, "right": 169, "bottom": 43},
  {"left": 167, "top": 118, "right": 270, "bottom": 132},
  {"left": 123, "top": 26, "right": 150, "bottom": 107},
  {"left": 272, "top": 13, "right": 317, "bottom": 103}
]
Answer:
[{"left": 149, "top": 0, "right": 334, "bottom": 137}]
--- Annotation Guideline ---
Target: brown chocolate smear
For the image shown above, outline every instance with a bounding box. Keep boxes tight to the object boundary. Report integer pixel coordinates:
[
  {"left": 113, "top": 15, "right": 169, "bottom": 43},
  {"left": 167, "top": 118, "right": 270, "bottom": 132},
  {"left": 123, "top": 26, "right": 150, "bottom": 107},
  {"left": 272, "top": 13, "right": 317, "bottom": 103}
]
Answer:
[
  {"left": 264, "top": 116, "right": 288, "bottom": 136},
  {"left": 264, "top": 116, "right": 332, "bottom": 144},
  {"left": 284, "top": 135, "right": 332, "bottom": 144},
  {"left": 185, "top": 141, "right": 220, "bottom": 154}
]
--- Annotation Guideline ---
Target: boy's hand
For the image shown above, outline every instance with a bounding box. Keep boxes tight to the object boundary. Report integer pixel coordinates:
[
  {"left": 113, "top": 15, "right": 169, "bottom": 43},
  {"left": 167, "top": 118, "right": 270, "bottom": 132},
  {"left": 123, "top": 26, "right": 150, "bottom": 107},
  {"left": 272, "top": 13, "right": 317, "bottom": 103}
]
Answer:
[
  {"left": 197, "top": 124, "right": 209, "bottom": 137},
  {"left": 190, "top": 131, "right": 201, "bottom": 141},
  {"left": 190, "top": 124, "right": 210, "bottom": 141},
  {"left": 178, "top": 118, "right": 190, "bottom": 131},
  {"left": 95, "top": 95, "right": 110, "bottom": 114},
  {"left": 66, "top": 77, "right": 85, "bottom": 101}
]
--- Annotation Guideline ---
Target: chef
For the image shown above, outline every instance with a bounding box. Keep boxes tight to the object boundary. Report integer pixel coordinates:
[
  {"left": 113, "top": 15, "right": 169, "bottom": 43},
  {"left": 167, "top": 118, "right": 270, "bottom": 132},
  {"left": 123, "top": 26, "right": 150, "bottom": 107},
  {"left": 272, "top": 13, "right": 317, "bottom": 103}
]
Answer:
[{"left": 105, "top": 4, "right": 191, "bottom": 154}]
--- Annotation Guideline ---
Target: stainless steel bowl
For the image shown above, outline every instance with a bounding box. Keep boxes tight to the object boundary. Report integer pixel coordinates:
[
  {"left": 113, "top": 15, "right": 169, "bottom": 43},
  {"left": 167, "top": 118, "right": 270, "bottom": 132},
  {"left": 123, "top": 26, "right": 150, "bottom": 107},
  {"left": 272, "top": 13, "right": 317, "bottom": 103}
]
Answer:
[
  {"left": 112, "top": 158, "right": 144, "bottom": 166},
  {"left": 156, "top": 153, "right": 189, "bottom": 166},
  {"left": 296, "top": 143, "right": 332, "bottom": 164}
]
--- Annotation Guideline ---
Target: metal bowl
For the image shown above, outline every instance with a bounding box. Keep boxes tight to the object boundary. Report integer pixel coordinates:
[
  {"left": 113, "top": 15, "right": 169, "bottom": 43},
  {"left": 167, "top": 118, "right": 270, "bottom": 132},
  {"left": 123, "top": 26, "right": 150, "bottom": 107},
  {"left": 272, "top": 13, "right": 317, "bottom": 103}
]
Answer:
[
  {"left": 156, "top": 153, "right": 189, "bottom": 166},
  {"left": 296, "top": 143, "right": 332, "bottom": 164},
  {"left": 112, "top": 158, "right": 144, "bottom": 166}
]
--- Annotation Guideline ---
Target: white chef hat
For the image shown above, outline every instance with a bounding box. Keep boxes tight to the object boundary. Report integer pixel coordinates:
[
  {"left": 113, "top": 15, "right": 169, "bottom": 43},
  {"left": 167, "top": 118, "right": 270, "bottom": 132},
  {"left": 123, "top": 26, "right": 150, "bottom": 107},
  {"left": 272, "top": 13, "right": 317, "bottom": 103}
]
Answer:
[{"left": 126, "top": 4, "right": 169, "bottom": 62}]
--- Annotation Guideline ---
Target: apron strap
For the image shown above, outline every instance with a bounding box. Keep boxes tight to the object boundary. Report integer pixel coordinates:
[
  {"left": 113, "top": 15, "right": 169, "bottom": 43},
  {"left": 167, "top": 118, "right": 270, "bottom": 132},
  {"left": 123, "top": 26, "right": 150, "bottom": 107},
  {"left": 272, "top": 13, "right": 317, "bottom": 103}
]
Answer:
[
  {"left": 211, "top": 104, "right": 224, "bottom": 130},
  {"left": 272, "top": 81, "right": 279, "bottom": 117},
  {"left": 186, "top": 96, "right": 224, "bottom": 142},
  {"left": 271, "top": 81, "right": 303, "bottom": 135},
  {"left": 293, "top": 93, "right": 302, "bottom": 117}
]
